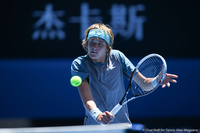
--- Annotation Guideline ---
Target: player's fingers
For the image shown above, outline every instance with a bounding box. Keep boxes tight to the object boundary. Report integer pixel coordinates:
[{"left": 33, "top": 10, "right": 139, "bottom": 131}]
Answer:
[
  {"left": 98, "top": 112, "right": 113, "bottom": 124},
  {"left": 162, "top": 84, "right": 166, "bottom": 88},
  {"left": 170, "top": 79, "right": 177, "bottom": 83},
  {"left": 105, "top": 111, "right": 114, "bottom": 120},
  {"left": 105, "top": 111, "right": 114, "bottom": 117},
  {"left": 102, "top": 118, "right": 109, "bottom": 124},
  {"left": 167, "top": 73, "right": 178, "bottom": 78},
  {"left": 104, "top": 116, "right": 113, "bottom": 124},
  {"left": 98, "top": 113, "right": 110, "bottom": 124},
  {"left": 100, "top": 118, "right": 108, "bottom": 125},
  {"left": 167, "top": 82, "right": 170, "bottom": 87}
]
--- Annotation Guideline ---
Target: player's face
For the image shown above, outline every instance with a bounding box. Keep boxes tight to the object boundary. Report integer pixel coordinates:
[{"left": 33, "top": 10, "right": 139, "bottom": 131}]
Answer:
[{"left": 87, "top": 38, "right": 108, "bottom": 63}]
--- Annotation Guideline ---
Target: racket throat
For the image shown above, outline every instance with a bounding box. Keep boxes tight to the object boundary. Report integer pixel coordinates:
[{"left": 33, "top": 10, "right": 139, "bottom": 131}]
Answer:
[{"left": 111, "top": 103, "right": 122, "bottom": 116}]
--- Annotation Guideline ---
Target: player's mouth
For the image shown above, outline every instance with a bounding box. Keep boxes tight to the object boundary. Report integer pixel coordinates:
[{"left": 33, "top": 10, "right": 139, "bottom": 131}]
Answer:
[{"left": 91, "top": 51, "right": 97, "bottom": 54}]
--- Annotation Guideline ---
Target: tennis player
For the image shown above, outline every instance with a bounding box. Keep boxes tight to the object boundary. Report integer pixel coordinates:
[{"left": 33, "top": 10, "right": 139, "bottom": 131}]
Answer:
[{"left": 71, "top": 23, "right": 178, "bottom": 126}]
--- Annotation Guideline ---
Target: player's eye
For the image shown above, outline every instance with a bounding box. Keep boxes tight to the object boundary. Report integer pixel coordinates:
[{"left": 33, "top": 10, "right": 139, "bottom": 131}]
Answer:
[
  {"left": 98, "top": 42, "right": 102, "bottom": 45},
  {"left": 91, "top": 42, "right": 95, "bottom": 45},
  {"left": 88, "top": 40, "right": 95, "bottom": 45}
]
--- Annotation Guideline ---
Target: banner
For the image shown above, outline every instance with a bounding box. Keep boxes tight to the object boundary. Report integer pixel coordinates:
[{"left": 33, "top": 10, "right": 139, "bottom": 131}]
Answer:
[{"left": 0, "top": 0, "right": 199, "bottom": 58}]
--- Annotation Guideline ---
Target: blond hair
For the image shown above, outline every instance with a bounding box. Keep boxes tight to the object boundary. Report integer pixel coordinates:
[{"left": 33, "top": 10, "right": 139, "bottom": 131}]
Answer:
[{"left": 82, "top": 23, "right": 114, "bottom": 54}]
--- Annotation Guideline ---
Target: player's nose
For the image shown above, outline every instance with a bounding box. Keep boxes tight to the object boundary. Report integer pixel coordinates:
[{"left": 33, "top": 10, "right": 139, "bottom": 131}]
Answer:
[{"left": 92, "top": 43, "right": 99, "bottom": 49}]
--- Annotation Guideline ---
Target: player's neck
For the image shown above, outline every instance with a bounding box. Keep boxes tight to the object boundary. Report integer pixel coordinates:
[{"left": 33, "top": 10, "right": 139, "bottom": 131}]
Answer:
[{"left": 88, "top": 54, "right": 107, "bottom": 63}]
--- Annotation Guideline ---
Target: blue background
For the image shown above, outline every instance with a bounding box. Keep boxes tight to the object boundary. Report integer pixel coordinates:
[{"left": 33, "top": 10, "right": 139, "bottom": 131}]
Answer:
[
  {"left": 0, "top": 0, "right": 199, "bottom": 128},
  {"left": 0, "top": 58, "right": 200, "bottom": 119}
]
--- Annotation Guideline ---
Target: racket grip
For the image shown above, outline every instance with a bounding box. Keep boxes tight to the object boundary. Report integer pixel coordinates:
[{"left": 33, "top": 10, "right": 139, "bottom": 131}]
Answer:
[
  {"left": 100, "top": 103, "right": 122, "bottom": 126},
  {"left": 111, "top": 103, "right": 122, "bottom": 116}
]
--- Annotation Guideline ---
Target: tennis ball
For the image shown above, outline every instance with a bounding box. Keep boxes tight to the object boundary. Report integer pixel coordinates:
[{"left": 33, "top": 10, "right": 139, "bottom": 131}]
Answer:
[{"left": 70, "top": 76, "right": 82, "bottom": 87}]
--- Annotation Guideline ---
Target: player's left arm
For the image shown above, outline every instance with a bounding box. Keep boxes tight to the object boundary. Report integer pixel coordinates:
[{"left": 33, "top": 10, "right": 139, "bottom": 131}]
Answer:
[{"left": 133, "top": 71, "right": 178, "bottom": 89}]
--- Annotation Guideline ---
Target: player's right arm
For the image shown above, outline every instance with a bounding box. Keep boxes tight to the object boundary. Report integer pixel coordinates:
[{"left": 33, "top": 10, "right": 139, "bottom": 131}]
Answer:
[{"left": 78, "top": 79, "right": 114, "bottom": 124}]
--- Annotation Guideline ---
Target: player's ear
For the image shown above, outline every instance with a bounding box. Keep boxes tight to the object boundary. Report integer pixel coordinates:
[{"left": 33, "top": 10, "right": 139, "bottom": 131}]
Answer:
[
  {"left": 106, "top": 45, "right": 110, "bottom": 54},
  {"left": 86, "top": 43, "right": 88, "bottom": 50},
  {"left": 106, "top": 47, "right": 109, "bottom": 53}
]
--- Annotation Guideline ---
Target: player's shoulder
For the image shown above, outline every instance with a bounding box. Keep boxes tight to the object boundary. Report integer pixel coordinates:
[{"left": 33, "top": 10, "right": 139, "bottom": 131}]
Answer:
[
  {"left": 110, "top": 49, "right": 126, "bottom": 59},
  {"left": 111, "top": 49, "right": 125, "bottom": 55},
  {"left": 71, "top": 55, "right": 88, "bottom": 66}
]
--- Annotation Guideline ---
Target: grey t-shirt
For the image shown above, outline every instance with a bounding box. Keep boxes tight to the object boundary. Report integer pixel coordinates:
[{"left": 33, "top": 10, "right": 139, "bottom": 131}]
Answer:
[{"left": 71, "top": 50, "right": 136, "bottom": 125}]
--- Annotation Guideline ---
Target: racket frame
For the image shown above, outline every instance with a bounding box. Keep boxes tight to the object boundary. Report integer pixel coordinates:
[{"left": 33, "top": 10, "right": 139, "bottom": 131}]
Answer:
[{"left": 111, "top": 54, "right": 167, "bottom": 116}]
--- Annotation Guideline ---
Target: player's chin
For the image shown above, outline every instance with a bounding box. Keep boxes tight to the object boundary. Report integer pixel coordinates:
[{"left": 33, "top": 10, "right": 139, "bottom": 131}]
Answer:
[{"left": 89, "top": 53, "right": 99, "bottom": 60}]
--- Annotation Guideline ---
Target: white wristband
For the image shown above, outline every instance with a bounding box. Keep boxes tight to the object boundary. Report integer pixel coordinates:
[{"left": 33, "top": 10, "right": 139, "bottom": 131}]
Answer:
[
  {"left": 89, "top": 107, "right": 102, "bottom": 121},
  {"left": 152, "top": 77, "right": 158, "bottom": 88}
]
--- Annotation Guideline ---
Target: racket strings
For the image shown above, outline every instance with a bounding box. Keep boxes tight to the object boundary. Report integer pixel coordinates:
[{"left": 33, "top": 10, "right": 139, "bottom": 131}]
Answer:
[{"left": 132, "top": 56, "right": 163, "bottom": 95}]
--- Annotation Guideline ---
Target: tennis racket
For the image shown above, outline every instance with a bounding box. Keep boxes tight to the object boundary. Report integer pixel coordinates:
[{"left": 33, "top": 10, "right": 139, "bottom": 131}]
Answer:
[{"left": 111, "top": 53, "right": 167, "bottom": 116}]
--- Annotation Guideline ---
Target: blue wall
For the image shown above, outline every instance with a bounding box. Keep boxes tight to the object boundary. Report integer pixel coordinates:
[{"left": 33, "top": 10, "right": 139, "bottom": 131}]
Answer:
[
  {"left": 0, "top": 58, "right": 199, "bottom": 119},
  {"left": 0, "top": 0, "right": 199, "bottom": 128}
]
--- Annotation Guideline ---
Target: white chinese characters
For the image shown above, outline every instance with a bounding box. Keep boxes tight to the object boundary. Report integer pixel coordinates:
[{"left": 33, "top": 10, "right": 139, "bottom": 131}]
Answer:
[
  {"left": 32, "top": 4, "right": 66, "bottom": 40},
  {"left": 32, "top": 3, "right": 146, "bottom": 41},
  {"left": 110, "top": 4, "right": 146, "bottom": 41}
]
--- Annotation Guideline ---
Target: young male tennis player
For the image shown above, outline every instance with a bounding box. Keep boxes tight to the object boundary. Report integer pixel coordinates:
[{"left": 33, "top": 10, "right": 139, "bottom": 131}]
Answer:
[{"left": 71, "top": 23, "right": 178, "bottom": 126}]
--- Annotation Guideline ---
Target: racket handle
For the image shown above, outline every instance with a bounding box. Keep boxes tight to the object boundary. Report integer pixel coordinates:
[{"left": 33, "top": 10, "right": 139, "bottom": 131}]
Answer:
[
  {"left": 100, "top": 103, "right": 122, "bottom": 126},
  {"left": 111, "top": 103, "right": 122, "bottom": 116}
]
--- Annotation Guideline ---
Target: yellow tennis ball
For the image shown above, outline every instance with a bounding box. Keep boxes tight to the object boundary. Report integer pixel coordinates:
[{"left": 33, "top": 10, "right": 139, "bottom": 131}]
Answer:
[{"left": 70, "top": 76, "right": 82, "bottom": 87}]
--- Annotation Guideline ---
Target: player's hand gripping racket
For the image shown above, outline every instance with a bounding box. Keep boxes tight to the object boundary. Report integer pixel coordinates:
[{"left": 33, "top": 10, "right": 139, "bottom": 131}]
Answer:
[{"left": 111, "top": 54, "right": 167, "bottom": 116}]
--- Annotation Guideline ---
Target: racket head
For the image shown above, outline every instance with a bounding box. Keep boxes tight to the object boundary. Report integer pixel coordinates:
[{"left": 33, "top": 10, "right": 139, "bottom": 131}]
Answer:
[{"left": 131, "top": 54, "right": 167, "bottom": 96}]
